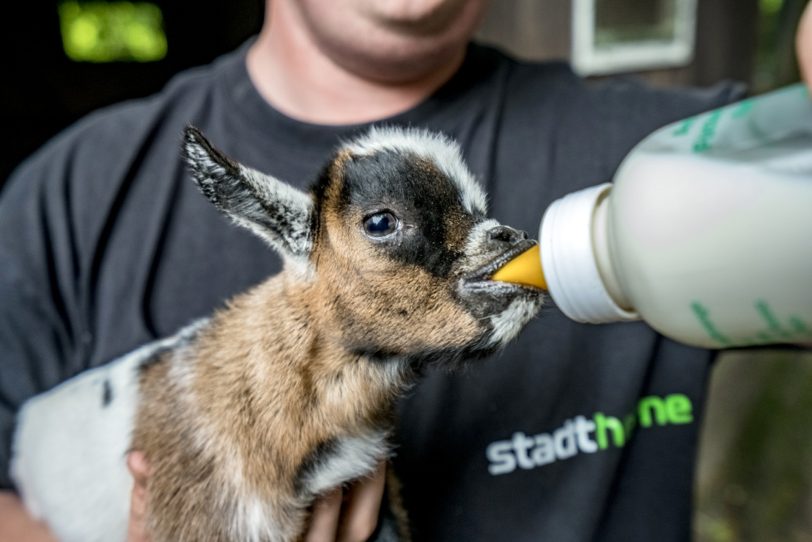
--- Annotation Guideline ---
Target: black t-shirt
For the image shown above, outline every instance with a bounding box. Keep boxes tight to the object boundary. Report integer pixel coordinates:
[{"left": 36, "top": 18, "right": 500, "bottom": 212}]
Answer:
[{"left": 0, "top": 42, "right": 743, "bottom": 540}]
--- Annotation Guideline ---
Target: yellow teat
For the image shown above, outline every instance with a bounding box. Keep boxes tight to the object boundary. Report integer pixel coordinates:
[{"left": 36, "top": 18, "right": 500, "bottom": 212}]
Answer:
[{"left": 491, "top": 244, "right": 547, "bottom": 290}]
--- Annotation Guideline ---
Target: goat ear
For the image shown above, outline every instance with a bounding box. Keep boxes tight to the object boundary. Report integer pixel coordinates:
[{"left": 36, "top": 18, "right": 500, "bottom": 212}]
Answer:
[{"left": 183, "top": 126, "right": 314, "bottom": 261}]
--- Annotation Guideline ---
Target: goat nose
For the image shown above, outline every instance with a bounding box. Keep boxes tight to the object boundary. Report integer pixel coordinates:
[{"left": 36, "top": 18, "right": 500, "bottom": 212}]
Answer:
[{"left": 487, "top": 225, "right": 528, "bottom": 245}]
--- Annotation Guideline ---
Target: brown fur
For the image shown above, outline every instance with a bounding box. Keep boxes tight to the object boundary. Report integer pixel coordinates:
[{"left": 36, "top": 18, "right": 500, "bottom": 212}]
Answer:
[{"left": 132, "top": 275, "right": 417, "bottom": 540}]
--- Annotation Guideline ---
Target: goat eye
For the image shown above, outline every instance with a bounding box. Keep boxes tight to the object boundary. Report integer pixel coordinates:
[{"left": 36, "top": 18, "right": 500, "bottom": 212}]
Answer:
[{"left": 363, "top": 211, "right": 398, "bottom": 238}]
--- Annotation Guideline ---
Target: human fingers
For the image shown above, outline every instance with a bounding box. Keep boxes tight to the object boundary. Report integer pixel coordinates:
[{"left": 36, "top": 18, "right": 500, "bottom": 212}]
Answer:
[
  {"left": 126, "top": 451, "right": 152, "bottom": 542},
  {"left": 337, "top": 462, "right": 386, "bottom": 542},
  {"left": 0, "top": 491, "right": 58, "bottom": 541},
  {"left": 304, "top": 487, "right": 343, "bottom": 542}
]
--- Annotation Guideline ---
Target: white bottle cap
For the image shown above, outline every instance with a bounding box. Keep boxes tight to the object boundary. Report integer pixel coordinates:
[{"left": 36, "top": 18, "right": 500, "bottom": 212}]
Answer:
[{"left": 540, "top": 183, "right": 639, "bottom": 323}]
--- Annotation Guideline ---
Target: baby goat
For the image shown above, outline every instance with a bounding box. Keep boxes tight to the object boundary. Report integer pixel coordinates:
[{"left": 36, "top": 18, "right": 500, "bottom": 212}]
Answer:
[{"left": 11, "top": 126, "right": 543, "bottom": 541}]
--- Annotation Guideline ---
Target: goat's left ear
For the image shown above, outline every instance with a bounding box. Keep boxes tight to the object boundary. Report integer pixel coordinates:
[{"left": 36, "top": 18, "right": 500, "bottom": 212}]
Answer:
[{"left": 183, "top": 126, "right": 314, "bottom": 262}]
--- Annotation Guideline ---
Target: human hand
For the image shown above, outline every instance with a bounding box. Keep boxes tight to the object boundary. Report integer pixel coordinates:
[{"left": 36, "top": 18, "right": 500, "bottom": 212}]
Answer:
[
  {"left": 304, "top": 461, "right": 386, "bottom": 542},
  {"left": 125, "top": 452, "right": 386, "bottom": 542},
  {"left": 126, "top": 451, "right": 152, "bottom": 542},
  {"left": 0, "top": 490, "right": 57, "bottom": 541}
]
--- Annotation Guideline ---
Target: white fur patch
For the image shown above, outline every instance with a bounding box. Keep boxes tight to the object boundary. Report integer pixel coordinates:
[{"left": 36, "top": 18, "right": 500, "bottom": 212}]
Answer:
[
  {"left": 346, "top": 126, "right": 488, "bottom": 215},
  {"left": 487, "top": 297, "right": 543, "bottom": 347},
  {"left": 231, "top": 495, "right": 284, "bottom": 542},
  {"left": 10, "top": 326, "right": 203, "bottom": 542},
  {"left": 303, "top": 431, "right": 389, "bottom": 497}
]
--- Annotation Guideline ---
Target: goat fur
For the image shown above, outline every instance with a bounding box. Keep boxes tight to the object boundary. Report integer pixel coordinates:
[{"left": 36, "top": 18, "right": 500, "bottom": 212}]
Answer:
[{"left": 11, "top": 126, "right": 543, "bottom": 541}]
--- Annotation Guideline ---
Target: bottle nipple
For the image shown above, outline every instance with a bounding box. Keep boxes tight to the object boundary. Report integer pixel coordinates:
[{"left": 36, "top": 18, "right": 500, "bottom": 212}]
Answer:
[{"left": 491, "top": 244, "right": 547, "bottom": 290}]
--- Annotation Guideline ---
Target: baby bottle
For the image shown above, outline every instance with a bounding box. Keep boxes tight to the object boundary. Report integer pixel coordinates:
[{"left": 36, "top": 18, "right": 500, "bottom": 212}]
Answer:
[{"left": 494, "top": 84, "right": 812, "bottom": 348}]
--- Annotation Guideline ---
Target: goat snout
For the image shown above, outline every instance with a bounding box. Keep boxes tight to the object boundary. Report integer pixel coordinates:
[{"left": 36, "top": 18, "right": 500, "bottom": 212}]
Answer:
[{"left": 487, "top": 225, "right": 528, "bottom": 246}]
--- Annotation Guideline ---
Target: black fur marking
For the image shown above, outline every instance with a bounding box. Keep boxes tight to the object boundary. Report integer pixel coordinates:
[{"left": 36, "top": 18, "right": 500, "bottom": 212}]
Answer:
[
  {"left": 135, "top": 344, "right": 176, "bottom": 377},
  {"left": 183, "top": 126, "right": 244, "bottom": 211},
  {"left": 294, "top": 438, "right": 339, "bottom": 495},
  {"left": 101, "top": 379, "right": 113, "bottom": 407},
  {"left": 338, "top": 150, "right": 473, "bottom": 279},
  {"left": 184, "top": 126, "right": 240, "bottom": 176},
  {"left": 309, "top": 158, "right": 335, "bottom": 223}
]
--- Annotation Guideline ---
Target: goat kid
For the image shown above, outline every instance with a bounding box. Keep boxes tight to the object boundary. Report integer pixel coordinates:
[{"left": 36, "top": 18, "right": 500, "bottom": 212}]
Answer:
[{"left": 11, "top": 126, "right": 543, "bottom": 541}]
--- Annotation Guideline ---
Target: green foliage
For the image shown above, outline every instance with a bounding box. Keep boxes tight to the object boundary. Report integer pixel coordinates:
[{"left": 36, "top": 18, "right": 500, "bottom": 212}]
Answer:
[
  {"left": 58, "top": 1, "right": 167, "bottom": 63},
  {"left": 753, "top": 0, "right": 804, "bottom": 91},
  {"left": 696, "top": 352, "right": 812, "bottom": 541}
]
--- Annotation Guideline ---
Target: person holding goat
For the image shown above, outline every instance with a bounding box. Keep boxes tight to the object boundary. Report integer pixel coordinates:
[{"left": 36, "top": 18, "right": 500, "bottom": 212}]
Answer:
[{"left": 2, "top": 1, "right": 811, "bottom": 540}]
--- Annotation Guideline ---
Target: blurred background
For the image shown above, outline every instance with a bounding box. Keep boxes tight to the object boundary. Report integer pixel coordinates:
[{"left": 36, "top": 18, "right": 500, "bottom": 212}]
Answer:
[{"left": 2, "top": 1, "right": 810, "bottom": 539}]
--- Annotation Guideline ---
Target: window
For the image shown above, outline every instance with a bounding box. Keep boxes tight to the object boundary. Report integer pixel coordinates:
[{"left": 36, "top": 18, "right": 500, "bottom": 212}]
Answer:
[{"left": 571, "top": 0, "right": 697, "bottom": 75}]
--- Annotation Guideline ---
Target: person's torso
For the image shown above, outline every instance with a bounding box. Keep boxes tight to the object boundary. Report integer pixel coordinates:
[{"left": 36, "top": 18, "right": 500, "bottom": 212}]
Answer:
[{"left": 35, "top": 42, "right": 740, "bottom": 541}]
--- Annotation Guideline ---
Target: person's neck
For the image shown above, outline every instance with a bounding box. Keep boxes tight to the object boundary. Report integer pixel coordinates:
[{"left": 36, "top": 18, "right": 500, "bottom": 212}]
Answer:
[{"left": 245, "top": 11, "right": 466, "bottom": 126}]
